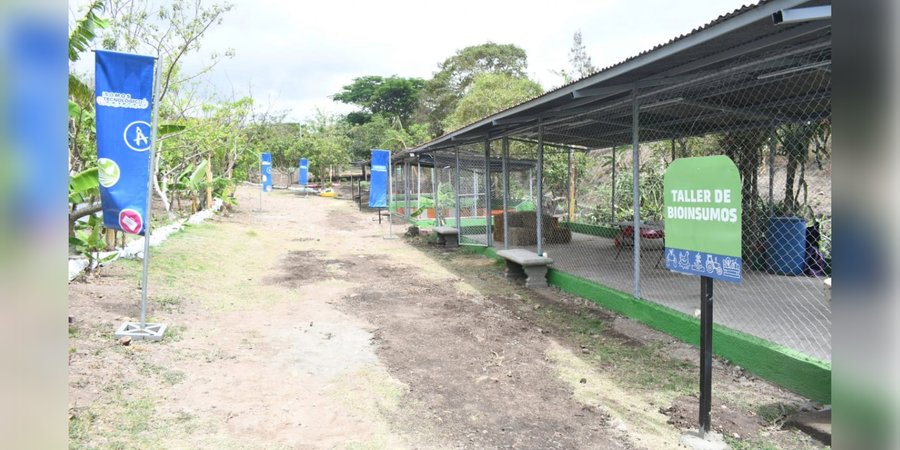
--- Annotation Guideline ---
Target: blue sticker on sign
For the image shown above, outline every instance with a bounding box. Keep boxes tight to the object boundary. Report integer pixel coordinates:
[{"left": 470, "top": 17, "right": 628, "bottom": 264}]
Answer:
[{"left": 665, "top": 247, "right": 742, "bottom": 283}]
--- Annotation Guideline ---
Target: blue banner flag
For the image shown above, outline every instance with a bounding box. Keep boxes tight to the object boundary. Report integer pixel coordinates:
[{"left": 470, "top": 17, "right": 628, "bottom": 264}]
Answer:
[
  {"left": 261, "top": 152, "right": 272, "bottom": 192},
  {"left": 298, "top": 158, "right": 309, "bottom": 185},
  {"left": 368, "top": 149, "right": 390, "bottom": 208},
  {"left": 95, "top": 50, "right": 156, "bottom": 235}
]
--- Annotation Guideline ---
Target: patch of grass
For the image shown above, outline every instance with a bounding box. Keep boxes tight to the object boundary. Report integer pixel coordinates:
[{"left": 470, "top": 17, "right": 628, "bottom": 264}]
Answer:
[
  {"left": 537, "top": 302, "right": 694, "bottom": 396},
  {"left": 117, "top": 396, "right": 155, "bottom": 435},
  {"left": 162, "top": 369, "right": 186, "bottom": 386},
  {"left": 164, "top": 324, "right": 186, "bottom": 342},
  {"left": 724, "top": 435, "right": 781, "bottom": 450},
  {"left": 68, "top": 408, "right": 97, "bottom": 447},
  {"left": 245, "top": 230, "right": 258, "bottom": 237},
  {"left": 154, "top": 294, "right": 184, "bottom": 313},
  {"left": 756, "top": 402, "right": 800, "bottom": 425},
  {"left": 69, "top": 324, "right": 79, "bottom": 338}
]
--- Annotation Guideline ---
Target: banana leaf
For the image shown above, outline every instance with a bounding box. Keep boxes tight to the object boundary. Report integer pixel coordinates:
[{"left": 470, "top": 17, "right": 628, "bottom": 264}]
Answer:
[{"left": 69, "top": 167, "right": 99, "bottom": 204}]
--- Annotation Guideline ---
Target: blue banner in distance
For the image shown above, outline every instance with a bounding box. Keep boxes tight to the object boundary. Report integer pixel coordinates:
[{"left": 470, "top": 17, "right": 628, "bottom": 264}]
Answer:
[
  {"left": 299, "top": 158, "right": 309, "bottom": 185},
  {"left": 261, "top": 152, "right": 272, "bottom": 192},
  {"left": 94, "top": 50, "right": 156, "bottom": 235},
  {"left": 369, "top": 149, "right": 390, "bottom": 208}
]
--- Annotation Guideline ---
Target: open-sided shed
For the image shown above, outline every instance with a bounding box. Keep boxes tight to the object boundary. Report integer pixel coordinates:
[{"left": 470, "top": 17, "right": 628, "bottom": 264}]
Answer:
[{"left": 393, "top": 0, "right": 832, "bottom": 400}]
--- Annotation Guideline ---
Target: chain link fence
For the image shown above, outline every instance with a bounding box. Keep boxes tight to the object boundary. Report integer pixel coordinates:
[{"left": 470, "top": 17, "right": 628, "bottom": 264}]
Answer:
[{"left": 402, "top": 38, "right": 831, "bottom": 363}]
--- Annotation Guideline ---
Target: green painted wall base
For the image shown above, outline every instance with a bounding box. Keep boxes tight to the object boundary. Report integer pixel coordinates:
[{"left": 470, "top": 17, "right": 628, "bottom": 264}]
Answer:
[{"left": 455, "top": 245, "right": 831, "bottom": 403}]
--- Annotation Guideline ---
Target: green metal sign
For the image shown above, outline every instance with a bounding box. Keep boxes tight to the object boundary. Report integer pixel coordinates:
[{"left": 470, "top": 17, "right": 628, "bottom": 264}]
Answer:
[{"left": 663, "top": 155, "right": 742, "bottom": 283}]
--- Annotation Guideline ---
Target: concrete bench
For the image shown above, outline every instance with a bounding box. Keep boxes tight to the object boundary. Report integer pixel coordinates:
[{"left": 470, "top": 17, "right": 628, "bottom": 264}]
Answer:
[
  {"left": 433, "top": 226, "right": 460, "bottom": 249},
  {"left": 497, "top": 249, "right": 553, "bottom": 288}
]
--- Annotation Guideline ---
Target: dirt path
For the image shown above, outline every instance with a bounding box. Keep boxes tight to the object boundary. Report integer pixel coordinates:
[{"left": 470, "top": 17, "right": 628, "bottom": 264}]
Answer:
[{"left": 68, "top": 185, "right": 825, "bottom": 449}]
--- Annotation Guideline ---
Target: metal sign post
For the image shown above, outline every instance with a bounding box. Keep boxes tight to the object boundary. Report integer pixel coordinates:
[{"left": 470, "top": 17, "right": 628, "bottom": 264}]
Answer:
[
  {"left": 699, "top": 275, "right": 714, "bottom": 434},
  {"left": 258, "top": 157, "right": 263, "bottom": 211},
  {"left": 663, "top": 155, "right": 743, "bottom": 437},
  {"left": 110, "top": 54, "right": 167, "bottom": 341}
]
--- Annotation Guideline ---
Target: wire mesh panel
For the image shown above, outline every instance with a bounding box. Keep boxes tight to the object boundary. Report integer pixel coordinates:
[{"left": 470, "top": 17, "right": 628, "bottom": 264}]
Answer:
[
  {"left": 635, "top": 45, "right": 831, "bottom": 361},
  {"left": 497, "top": 41, "right": 831, "bottom": 362},
  {"left": 494, "top": 140, "right": 539, "bottom": 252}
]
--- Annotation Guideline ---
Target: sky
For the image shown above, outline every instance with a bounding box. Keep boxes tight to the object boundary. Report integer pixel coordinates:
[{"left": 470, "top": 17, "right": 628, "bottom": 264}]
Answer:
[{"left": 72, "top": 0, "right": 753, "bottom": 122}]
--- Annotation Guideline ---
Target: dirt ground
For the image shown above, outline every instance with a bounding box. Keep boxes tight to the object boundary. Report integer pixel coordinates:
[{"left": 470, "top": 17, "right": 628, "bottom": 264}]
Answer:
[{"left": 68, "top": 184, "right": 827, "bottom": 449}]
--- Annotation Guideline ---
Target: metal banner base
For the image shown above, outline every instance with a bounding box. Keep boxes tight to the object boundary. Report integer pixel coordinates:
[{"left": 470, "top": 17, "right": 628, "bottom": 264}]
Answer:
[{"left": 114, "top": 322, "right": 167, "bottom": 341}]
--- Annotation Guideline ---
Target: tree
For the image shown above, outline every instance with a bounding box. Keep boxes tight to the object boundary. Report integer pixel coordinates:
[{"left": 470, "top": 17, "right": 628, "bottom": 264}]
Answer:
[
  {"left": 443, "top": 72, "right": 543, "bottom": 131},
  {"left": 553, "top": 30, "right": 597, "bottom": 85},
  {"left": 419, "top": 42, "right": 530, "bottom": 136},
  {"left": 99, "top": 0, "right": 234, "bottom": 109},
  {"left": 333, "top": 75, "right": 425, "bottom": 125},
  {"left": 569, "top": 31, "right": 596, "bottom": 80}
]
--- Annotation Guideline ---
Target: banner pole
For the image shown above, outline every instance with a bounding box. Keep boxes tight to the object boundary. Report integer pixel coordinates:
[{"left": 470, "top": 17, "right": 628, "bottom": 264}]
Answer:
[
  {"left": 139, "top": 57, "right": 163, "bottom": 329},
  {"left": 259, "top": 155, "right": 263, "bottom": 211}
]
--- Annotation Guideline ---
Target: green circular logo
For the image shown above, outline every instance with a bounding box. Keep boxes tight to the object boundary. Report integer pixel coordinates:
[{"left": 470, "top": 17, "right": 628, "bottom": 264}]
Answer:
[{"left": 98, "top": 158, "right": 121, "bottom": 188}]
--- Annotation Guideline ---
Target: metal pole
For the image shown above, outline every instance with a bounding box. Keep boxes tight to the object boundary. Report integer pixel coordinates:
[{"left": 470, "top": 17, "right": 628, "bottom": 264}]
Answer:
[
  {"left": 258, "top": 156, "right": 262, "bottom": 212},
  {"left": 140, "top": 58, "right": 163, "bottom": 329},
  {"left": 611, "top": 147, "right": 617, "bottom": 222},
  {"left": 473, "top": 167, "right": 478, "bottom": 218},
  {"left": 768, "top": 128, "right": 776, "bottom": 215},
  {"left": 699, "top": 276, "right": 714, "bottom": 435},
  {"left": 432, "top": 165, "right": 439, "bottom": 226},
  {"left": 536, "top": 120, "right": 544, "bottom": 256},
  {"left": 455, "top": 147, "right": 461, "bottom": 235},
  {"left": 529, "top": 168, "right": 533, "bottom": 200},
  {"left": 405, "top": 161, "right": 410, "bottom": 219},
  {"left": 485, "top": 139, "right": 492, "bottom": 247},
  {"left": 387, "top": 157, "right": 394, "bottom": 237},
  {"left": 567, "top": 147, "right": 574, "bottom": 221},
  {"left": 417, "top": 160, "right": 421, "bottom": 210},
  {"left": 502, "top": 137, "right": 510, "bottom": 249},
  {"left": 631, "top": 87, "right": 642, "bottom": 299}
]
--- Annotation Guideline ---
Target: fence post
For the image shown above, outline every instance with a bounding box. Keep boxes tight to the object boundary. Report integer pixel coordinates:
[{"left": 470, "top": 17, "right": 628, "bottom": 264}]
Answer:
[
  {"left": 537, "top": 120, "right": 544, "bottom": 257},
  {"left": 485, "top": 139, "right": 493, "bottom": 247},
  {"left": 612, "top": 147, "right": 617, "bottom": 221},
  {"left": 632, "top": 87, "right": 642, "bottom": 299},
  {"left": 455, "top": 147, "right": 461, "bottom": 236},
  {"left": 502, "top": 137, "right": 510, "bottom": 249}
]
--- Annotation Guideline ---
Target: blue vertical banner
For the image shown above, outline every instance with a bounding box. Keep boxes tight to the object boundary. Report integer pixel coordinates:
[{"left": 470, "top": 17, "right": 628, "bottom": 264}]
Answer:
[
  {"left": 369, "top": 149, "right": 390, "bottom": 208},
  {"left": 261, "top": 152, "right": 273, "bottom": 192},
  {"left": 298, "top": 158, "right": 309, "bottom": 185},
  {"left": 95, "top": 50, "right": 156, "bottom": 235}
]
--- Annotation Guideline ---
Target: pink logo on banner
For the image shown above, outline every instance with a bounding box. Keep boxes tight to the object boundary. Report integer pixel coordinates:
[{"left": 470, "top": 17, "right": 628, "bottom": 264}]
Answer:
[{"left": 119, "top": 209, "right": 144, "bottom": 234}]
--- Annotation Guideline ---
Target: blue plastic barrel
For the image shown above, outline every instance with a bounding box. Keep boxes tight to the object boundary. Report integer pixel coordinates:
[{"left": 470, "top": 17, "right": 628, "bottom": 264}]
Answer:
[{"left": 766, "top": 216, "right": 807, "bottom": 275}]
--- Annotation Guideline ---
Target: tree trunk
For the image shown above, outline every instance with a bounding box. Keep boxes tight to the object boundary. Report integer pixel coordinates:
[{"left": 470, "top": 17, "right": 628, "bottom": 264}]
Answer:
[
  {"left": 68, "top": 203, "right": 104, "bottom": 237},
  {"left": 152, "top": 143, "right": 174, "bottom": 219},
  {"left": 784, "top": 159, "right": 798, "bottom": 215}
]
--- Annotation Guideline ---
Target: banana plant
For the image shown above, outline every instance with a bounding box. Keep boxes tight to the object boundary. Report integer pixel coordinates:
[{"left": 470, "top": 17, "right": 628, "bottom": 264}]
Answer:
[{"left": 169, "top": 160, "right": 209, "bottom": 212}]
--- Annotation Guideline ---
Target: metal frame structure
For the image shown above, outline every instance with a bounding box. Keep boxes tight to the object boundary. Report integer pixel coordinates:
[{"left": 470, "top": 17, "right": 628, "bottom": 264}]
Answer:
[
  {"left": 405, "top": 0, "right": 830, "bottom": 299},
  {"left": 386, "top": 1, "right": 832, "bottom": 369}
]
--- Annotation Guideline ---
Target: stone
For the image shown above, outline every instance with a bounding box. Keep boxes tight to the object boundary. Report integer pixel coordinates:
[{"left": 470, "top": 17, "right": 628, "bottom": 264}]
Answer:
[
  {"left": 118, "top": 336, "right": 132, "bottom": 346},
  {"left": 679, "top": 430, "right": 728, "bottom": 450}
]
